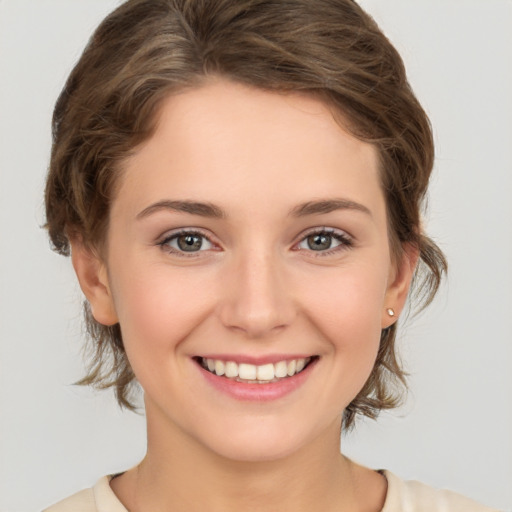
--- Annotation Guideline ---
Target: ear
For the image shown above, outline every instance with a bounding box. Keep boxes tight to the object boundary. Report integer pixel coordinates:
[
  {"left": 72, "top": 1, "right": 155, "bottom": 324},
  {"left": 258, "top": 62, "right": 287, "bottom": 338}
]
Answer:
[
  {"left": 381, "top": 243, "right": 419, "bottom": 329},
  {"left": 70, "top": 240, "right": 118, "bottom": 326}
]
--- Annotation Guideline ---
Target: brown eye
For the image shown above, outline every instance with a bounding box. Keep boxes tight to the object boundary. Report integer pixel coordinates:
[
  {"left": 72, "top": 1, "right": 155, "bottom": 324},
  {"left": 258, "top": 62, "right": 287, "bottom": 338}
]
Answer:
[
  {"left": 296, "top": 228, "right": 353, "bottom": 255},
  {"left": 306, "top": 233, "right": 333, "bottom": 251},
  {"left": 177, "top": 234, "right": 204, "bottom": 252},
  {"left": 160, "top": 230, "right": 214, "bottom": 255}
]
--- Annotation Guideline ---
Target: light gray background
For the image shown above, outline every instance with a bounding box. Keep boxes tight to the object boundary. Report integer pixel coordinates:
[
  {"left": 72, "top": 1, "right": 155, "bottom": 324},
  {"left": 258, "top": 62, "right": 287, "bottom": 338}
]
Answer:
[{"left": 0, "top": 1, "right": 511, "bottom": 510}]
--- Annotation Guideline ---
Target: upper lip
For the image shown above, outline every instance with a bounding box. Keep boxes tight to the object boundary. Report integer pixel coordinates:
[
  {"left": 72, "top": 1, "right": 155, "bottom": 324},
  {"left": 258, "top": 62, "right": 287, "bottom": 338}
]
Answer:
[{"left": 194, "top": 354, "right": 317, "bottom": 365}]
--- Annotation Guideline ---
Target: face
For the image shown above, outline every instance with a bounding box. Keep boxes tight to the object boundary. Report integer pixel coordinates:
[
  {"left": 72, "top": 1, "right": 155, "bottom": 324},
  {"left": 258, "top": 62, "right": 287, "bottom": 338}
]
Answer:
[{"left": 75, "top": 79, "right": 414, "bottom": 462}]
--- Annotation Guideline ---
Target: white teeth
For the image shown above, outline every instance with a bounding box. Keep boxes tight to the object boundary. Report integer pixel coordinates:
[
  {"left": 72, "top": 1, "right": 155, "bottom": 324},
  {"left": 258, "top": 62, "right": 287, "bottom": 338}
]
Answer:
[
  {"left": 225, "top": 361, "right": 238, "bottom": 378},
  {"left": 257, "top": 363, "right": 275, "bottom": 381},
  {"left": 214, "top": 360, "right": 225, "bottom": 376},
  {"left": 274, "top": 360, "right": 288, "bottom": 378},
  {"left": 202, "top": 357, "right": 313, "bottom": 381},
  {"left": 238, "top": 363, "right": 257, "bottom": 380}
]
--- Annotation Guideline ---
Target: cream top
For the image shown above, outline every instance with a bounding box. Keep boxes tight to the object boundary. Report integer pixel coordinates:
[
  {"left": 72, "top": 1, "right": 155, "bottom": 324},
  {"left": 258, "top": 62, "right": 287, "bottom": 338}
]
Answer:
[{"left": 43, "top": 470, "right": 501, "bottom": 511}]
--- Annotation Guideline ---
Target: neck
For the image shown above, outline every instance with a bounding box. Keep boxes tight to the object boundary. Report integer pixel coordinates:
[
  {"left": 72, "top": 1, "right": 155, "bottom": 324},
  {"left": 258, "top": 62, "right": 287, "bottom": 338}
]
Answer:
[{"left": 112, "top": 402, "right": 386, "bottom": 512}]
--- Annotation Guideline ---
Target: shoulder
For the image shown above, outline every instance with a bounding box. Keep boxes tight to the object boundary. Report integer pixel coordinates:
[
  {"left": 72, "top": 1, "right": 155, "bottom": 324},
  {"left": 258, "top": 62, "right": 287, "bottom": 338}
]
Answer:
[
  {"left": 43, "top": 476, "right": 128, "bottom": 512},
  {"left": 381, "top": 470, "right": 501, "bottom": 512},
  {"left": 43, "top": 487, "right": 96, "bottom": 512}
]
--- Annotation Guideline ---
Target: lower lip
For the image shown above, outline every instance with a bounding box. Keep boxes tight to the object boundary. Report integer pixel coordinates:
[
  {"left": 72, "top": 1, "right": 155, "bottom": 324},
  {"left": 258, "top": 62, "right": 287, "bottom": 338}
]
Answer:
[{"left": 196, "top": 359, "right": 318, "bottom": 402}]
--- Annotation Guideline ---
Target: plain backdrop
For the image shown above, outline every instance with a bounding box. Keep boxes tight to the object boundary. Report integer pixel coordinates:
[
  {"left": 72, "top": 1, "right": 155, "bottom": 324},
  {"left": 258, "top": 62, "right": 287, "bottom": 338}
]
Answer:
[{"left": 0, "top": 1, "right": 511, "bottom": 511}]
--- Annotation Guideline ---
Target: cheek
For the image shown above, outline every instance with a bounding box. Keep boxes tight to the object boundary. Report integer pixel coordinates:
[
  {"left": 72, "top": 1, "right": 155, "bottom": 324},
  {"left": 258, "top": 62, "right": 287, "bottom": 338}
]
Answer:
[
  {"left": 298, "top": 263, "right": 388, "bottom": 389},
  {"left": 109, "top": 262, "right": 215, "bottom": 359},
  {"left": 303, "top": 262, "right": 388, "bottom": 338}
]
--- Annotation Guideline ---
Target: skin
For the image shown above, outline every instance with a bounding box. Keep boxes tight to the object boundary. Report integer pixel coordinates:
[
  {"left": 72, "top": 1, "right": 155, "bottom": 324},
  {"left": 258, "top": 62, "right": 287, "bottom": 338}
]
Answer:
[{"left": 72, "top": 79, "right": 417, "bottom": 512}]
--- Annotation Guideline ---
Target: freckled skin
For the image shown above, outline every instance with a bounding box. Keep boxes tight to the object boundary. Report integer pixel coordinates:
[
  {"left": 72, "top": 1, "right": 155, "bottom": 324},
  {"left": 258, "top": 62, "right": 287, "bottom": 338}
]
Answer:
[{"left": 73, "top": 79, "right": 415, "bottom": 511}]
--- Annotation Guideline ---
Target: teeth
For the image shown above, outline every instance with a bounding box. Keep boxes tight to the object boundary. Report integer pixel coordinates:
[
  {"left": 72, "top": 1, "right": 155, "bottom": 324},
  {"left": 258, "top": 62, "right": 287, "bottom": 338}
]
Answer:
[
  {"left": 225, "top": 361, "right": 238, "bottom": 378},
  {"left": 287, "top": 359, "right": 296, "bottom": 376},
  {"left": 257, "top": 363, "right": 275, "bottom": 381},
  {"left": 274, "top": 360, "right": 288, "bottom": 378},
  {"left": 214, "top": 360, "right": 225, "bottom": 376},
  {"left": 239, "top": 363, "right": 257, "bottom": 380},
  {"left": 203, "top": 357, "right": 311, "bottom": 382}
]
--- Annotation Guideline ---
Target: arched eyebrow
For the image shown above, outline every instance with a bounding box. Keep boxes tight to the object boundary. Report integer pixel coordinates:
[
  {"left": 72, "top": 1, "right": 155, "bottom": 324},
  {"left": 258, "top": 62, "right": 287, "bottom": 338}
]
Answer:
[
  {"left": 289, "top": 198, "right": 371, "bottom": 217},
  {"left": 137, "top": 200, "right": 226, "bottom": 220},
  {"left": 136, "top": 198, "right": 371, "bottom": 220}
]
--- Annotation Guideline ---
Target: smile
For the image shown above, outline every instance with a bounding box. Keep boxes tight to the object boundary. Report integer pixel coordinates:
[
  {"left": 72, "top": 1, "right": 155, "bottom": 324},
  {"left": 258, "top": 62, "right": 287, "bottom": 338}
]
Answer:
[{"left": 197, "top": 357, "right": 316, "bottom": 384}]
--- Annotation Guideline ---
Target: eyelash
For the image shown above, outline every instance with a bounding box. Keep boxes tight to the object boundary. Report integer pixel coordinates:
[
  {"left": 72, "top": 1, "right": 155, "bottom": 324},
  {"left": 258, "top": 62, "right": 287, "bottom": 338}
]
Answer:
[{"left": 157, "top": 227, "right": 354, "bottom": 259}]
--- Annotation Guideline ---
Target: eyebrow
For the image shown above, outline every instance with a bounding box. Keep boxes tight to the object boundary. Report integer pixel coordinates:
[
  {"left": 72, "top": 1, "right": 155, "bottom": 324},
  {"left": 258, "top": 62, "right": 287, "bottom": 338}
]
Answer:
[
  {"left": 289, "top": 198, "right": 371, "bottom": 217},
  {"left": 136, "top": 198, "right": 371, "bottom": 220},
  {"left": 137, "top": 200, "right": 226, "bottom": 220}
]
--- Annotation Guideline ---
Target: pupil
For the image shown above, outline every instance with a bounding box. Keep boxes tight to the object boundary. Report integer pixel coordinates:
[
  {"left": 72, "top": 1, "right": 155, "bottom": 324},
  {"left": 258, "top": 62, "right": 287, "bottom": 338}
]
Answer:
[
  {"left": 308, "top": 234, "right": 331, "bottom": 251},
  {"left": 178, "top": 234, "right": 202, "bottom": 251}
]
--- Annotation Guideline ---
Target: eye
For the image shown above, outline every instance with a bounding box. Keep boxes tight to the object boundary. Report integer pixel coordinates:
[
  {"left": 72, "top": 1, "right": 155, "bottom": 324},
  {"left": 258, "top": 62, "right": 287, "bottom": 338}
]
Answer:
[
  {"left": 158, "top": 229, "right": 214, "bottom": 256},
  {"left": 296, "top": 228, "right": 353, "bottom": 256}
]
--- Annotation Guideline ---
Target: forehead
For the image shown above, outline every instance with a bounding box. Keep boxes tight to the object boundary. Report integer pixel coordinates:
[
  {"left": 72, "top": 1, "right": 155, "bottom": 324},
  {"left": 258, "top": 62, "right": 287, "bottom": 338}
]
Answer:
[{"left": 114, "top": 79, "right": 384, "bottom": 224}]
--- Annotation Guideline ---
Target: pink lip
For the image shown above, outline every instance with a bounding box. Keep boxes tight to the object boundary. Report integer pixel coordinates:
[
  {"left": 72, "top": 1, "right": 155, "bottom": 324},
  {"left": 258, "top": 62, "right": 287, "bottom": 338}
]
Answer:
[
  {"left": 196, "top": 353, "right": 313, "bottom": 365},
  {"left": 195, "top": 357, "right": 318, "bottom": 402}
]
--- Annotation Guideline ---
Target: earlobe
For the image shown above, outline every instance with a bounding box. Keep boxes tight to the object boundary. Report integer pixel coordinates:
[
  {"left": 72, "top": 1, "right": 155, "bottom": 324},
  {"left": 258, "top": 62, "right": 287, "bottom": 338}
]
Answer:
[
  {"left": 70, "top": 240, "right": 118, "bottom": 326},
  {"left": 382, "top": 244, "right": 419, "bottom": 329}
]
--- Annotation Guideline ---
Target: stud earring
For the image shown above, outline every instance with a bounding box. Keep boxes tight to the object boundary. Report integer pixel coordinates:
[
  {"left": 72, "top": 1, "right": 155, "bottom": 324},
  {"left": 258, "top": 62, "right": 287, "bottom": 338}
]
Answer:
[{"left": 386, "top": 308, "right": 395, "bottom": 317}]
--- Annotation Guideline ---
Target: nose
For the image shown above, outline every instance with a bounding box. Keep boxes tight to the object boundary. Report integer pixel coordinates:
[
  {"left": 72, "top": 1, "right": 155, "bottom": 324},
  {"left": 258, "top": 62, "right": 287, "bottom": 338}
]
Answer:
[{"left": 218, "top": 249, "right": 296, "bottom": 339}]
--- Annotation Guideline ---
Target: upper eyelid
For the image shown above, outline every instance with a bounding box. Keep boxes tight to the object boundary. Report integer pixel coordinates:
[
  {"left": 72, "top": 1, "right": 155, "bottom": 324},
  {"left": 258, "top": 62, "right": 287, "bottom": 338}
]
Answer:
[
  {"left": 294, "top": 226, "right": 353, "bottom": 248},
  {"left": 159, "top": 227, "right": 214, "bottom": 243},
  {"left": 299, "top": 226, "right": 351, "bottom": 238}
]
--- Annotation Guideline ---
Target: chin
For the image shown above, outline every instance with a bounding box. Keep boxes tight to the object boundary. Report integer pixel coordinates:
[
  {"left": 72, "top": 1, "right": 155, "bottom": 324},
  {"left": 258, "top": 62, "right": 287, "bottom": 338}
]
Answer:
[
  {"left": 194, "top": 418, "right": 322, "bottom": 463},
  {"left": 208, "top": 437, "right": 301, "bottom": 463}
]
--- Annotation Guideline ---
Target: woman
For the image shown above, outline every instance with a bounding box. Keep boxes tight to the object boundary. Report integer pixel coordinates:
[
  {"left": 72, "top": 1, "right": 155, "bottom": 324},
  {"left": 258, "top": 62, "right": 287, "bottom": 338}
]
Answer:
[{"left": 42, "top": 0, "right": 498, "bottom": 510}]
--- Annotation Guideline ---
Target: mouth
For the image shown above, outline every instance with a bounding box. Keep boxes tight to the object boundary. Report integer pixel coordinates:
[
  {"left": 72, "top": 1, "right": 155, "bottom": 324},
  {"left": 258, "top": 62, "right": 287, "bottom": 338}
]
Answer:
[{"left": 194, "top": 356, "right": 318, "bottom": 384}]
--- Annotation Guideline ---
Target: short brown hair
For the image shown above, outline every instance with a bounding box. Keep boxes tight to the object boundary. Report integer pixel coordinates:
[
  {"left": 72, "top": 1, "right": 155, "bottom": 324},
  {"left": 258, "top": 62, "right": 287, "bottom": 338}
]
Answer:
[{"left": 45, "top": 0, "right": 447, "bottom": 429}]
